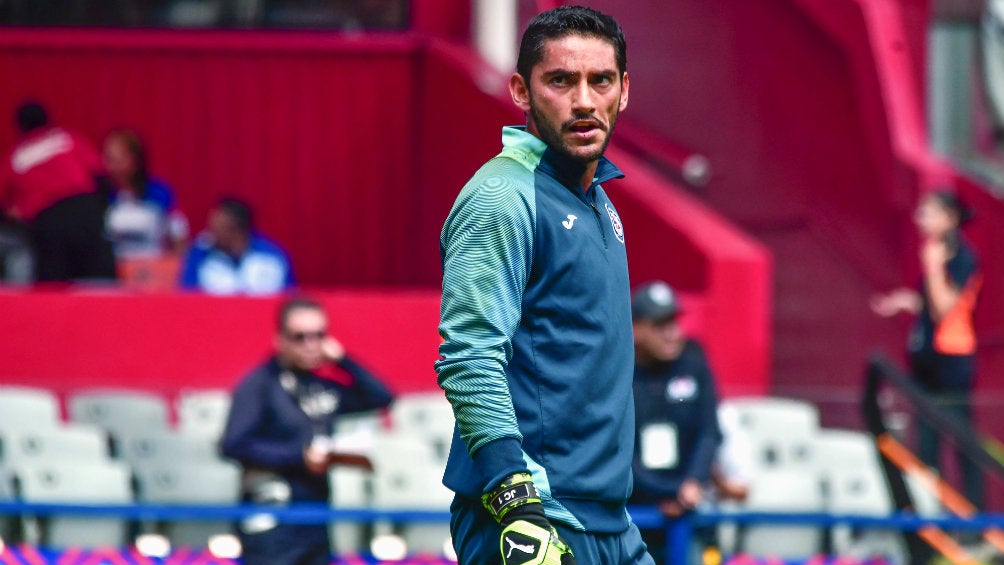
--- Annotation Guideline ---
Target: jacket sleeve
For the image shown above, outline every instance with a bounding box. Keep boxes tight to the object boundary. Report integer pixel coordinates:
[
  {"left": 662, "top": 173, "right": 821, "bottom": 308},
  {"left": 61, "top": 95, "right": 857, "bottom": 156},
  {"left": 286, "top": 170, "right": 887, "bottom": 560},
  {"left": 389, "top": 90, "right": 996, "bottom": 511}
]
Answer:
[
  {"left": 337, "top": 355, "right": 395, "bottom": 413},
  {"left": 434, "top": 171, "right": 535, "bottom": 492},
  {"left": 219, "top": 371, "right": 306, "bottom": 470}
]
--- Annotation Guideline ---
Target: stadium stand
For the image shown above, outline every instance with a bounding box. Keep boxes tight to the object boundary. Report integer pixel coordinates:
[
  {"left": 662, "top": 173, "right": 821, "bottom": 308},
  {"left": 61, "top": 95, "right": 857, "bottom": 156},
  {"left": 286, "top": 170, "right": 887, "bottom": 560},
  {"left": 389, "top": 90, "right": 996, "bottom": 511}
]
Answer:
[
  {"left": 1, "top": 425, "right": 111, "bottom": 466},
  {"left": 814, "top": 429, "right": 907, "bottom": 562},
  {"left": 0, "top": 465, "right": 17, "bottom": 546},
  {"left": 734, "top": 469, "right": 826, "bottom": 559},
  {"left": 388, "top": 391, "right": 455, "bottom": 463},
  {"left": 0, "top": 385, "right": 61, "bottom": 429},
  {"left": 368, "top": 433, "right": 453, "bottom": 556},
  {"left": 328, "top": 466, "right": 371, "bottom": 555},
  {"left": 132, "top": 460, "right": 241, "bottom": 550},
  {"left": 115, "top": 430, "right": 220, "bottom": 468},
  {"left": 176, "top": 388, "right": 232, "bottom": 439},
  {"left": 14, "top": 460, "right": 133, "bottom": 549},
  {"left": 68, "top": 388, "right": 172, "bottom": 441},
  {"left": 719, "top": 396, "right": 819, "bottom": 472},
  {"left": 1, "top": 1, "right": 1004, "bottom": 564}
]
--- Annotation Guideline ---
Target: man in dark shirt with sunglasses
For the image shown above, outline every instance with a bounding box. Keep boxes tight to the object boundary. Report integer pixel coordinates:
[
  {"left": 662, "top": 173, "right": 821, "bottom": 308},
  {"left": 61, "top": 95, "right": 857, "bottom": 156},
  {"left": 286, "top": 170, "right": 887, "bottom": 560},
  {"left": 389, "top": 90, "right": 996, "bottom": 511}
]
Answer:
[{"left": 221, "top": 296, "right": 394, "bottom": 565}]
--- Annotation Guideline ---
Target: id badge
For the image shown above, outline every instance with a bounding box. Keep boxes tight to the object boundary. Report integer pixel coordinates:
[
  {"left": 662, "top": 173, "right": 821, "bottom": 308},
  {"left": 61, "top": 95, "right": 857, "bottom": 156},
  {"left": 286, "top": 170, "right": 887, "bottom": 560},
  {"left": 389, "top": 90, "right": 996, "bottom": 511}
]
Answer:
[{"left": 641, "top": 423, "right": 679, "bottom": 470}]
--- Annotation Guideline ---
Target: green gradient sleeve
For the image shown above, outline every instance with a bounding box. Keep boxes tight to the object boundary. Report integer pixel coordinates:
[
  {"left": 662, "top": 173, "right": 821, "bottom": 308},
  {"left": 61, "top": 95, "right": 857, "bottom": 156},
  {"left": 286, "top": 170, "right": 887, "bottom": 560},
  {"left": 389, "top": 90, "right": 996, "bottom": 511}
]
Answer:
[{"left": 435, "top": 157, "right": 536, "bottom": 458}]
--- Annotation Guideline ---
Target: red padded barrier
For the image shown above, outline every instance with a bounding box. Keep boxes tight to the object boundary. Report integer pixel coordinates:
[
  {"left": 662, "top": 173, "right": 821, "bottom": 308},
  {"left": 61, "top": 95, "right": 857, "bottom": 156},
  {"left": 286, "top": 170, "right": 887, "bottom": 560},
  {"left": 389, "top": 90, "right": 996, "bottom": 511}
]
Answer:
[{"left": 0, "top": 287, "right": 442, "bottom": 399}]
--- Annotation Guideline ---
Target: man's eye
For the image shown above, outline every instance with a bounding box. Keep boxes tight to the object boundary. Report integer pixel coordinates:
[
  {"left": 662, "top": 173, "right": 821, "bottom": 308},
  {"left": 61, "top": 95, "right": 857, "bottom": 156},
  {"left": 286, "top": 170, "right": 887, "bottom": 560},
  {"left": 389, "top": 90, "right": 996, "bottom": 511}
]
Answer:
[{"left": 550, "top": 76, "right": 570, "bottom": 86}]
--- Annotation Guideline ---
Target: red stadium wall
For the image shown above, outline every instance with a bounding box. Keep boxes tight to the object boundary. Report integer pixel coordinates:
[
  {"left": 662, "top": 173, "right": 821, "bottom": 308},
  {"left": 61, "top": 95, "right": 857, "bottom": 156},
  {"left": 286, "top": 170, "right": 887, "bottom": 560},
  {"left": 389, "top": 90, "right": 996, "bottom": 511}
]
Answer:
[
  {"left": 413, "top": 41, "right": 772, "bottom": 395},
  {"left": 577, "top": 0, "right": 1004, "bottom": 403},
  {"left": 0, "top": 29, "right": 426, "bottom": 286},
  {"left": 0, "top": 28, "right": 771, "bottom": 397},
  {"left": 0, "top": 287, "right": 442, "bottom": 403}
]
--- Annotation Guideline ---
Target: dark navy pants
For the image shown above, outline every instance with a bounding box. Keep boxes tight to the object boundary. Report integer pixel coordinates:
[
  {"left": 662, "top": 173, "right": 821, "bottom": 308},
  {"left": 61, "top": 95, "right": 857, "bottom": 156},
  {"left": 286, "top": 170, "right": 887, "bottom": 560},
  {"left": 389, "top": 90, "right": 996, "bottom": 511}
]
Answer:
[{"left": 239, "top": 523, "right": 330, "bottom": 565}]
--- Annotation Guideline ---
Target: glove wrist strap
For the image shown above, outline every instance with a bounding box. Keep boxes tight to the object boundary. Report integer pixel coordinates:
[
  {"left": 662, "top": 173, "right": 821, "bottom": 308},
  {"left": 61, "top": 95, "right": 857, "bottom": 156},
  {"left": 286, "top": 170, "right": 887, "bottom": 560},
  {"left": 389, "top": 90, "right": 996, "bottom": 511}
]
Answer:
[{"left": 482, "top": 472, "right": 542, "bottom": 523}]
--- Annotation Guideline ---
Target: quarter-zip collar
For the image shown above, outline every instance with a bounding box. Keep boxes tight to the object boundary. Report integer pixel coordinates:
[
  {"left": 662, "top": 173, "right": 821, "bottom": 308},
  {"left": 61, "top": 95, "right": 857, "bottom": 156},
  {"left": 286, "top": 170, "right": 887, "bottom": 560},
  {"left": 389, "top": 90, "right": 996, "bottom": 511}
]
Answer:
[{"left": 500, "top": 126, "right": 624, "bottom": 200}]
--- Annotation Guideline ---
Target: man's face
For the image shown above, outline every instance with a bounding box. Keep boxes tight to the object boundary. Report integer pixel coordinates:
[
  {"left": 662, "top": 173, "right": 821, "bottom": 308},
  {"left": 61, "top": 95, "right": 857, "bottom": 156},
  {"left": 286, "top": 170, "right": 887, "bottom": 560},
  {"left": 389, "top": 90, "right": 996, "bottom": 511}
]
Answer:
[
  {"left": 633, "top": 316, "right": 685, "bottom": 363},
  {"left": 512, "top": 34, "right": 629, "bottom": 165},
  {"left": 276, "top": 307, "right": 328, "bottom": 371},
  {"left": 102, "top": 137, "right": 135, "bottom": 187},
  {"left": 914, "top": 195, "right": 955, "bottom": 240},
  {"left": 207, "top": 209, "right": 244, "bottom": 254}
]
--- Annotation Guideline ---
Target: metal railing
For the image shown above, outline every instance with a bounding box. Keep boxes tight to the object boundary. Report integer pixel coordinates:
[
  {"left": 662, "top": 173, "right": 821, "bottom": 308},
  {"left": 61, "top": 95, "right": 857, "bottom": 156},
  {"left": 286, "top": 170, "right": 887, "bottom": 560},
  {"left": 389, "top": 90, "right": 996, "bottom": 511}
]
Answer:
[{"left": 4, "top": 500, "right": 1004, "bottom": 564}]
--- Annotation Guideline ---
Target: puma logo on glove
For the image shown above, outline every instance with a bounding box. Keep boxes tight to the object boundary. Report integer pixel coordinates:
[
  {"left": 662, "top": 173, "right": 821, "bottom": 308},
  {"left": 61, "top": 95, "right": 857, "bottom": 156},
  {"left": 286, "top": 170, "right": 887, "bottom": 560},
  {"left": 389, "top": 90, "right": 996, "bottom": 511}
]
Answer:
[{"left": 505, "top": 535, "right": 537, "bottom": 558}]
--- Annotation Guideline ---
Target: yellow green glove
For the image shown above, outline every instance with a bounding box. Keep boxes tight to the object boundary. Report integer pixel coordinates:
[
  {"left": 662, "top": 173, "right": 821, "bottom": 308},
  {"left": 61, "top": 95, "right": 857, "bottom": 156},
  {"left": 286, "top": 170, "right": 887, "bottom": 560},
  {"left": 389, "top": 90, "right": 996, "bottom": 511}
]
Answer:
[{"left": 482, "top": 473, "right": 576, "bottom": 565}]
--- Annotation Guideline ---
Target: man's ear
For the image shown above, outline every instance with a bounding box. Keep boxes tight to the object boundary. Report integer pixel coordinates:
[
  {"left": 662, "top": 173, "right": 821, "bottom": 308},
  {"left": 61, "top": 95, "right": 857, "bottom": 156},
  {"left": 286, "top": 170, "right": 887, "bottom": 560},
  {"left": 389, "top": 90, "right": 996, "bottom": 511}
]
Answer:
[
  {"left": 509, "top": 72, "right": 531, "bottom": 113},
  {"left": 619, "top": 71, "right": 630, "bottom": 112}
]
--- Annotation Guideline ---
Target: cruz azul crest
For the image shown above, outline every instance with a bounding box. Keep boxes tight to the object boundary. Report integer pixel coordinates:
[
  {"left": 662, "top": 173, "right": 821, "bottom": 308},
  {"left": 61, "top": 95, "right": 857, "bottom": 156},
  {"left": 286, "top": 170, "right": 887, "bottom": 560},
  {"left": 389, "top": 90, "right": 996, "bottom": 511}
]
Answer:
[{"left": 605, "top": 202, "right": 625, "bottom": 243}]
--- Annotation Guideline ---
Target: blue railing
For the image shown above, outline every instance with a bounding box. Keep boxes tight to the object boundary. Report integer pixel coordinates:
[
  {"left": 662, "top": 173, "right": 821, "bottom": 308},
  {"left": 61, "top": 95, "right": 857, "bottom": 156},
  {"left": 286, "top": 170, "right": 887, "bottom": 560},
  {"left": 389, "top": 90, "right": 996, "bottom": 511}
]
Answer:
[{"left": 4, "top": 501, "right": 1004, "bottom": 564}]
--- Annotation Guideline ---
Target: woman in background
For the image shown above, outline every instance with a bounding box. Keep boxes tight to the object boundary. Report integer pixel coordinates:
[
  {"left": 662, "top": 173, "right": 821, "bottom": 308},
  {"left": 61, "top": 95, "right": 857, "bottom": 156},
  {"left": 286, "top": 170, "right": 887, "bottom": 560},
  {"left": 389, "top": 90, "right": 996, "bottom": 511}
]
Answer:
[
  {"left": 872, "top": 189, "right": 982, "bottom": 508},
  {"left": 103, "top": 129, "right": 188, "bottom": 260}
]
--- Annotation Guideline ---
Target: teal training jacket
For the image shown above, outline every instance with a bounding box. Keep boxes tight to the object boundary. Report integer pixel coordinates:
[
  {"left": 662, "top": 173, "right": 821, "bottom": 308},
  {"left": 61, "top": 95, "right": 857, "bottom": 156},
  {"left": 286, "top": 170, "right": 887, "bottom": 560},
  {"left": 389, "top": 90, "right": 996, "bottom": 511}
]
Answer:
[{"left": 435, "top": 126, "right": 635, "bottom": 533}]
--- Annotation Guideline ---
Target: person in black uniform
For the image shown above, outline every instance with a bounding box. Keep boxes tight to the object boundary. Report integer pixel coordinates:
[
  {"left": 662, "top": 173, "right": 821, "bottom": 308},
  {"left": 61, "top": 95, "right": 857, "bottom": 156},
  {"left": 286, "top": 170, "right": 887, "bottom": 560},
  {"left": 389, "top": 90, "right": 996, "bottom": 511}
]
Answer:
[
  {"left": 872, "top": 189, "right": 982, "bottom": 508},
  {"left": 220, "top": 296, "right": 395, "bottom": 565},
  {"left": 629, "top": 281, "right": 722, "bottom": 565}
]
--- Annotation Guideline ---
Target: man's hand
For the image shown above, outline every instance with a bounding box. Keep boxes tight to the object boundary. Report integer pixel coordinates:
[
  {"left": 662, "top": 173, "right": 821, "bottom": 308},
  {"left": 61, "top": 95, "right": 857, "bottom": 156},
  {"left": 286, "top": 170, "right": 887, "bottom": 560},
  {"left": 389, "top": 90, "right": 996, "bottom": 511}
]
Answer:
[
  {"left": 677, "top": 479, "right": 703, "bottom": 510},
  {"left": 321, "top": 336, "right": 346, "bottom": 363},
  {"left": 483, "top": 473, "right": 576, "bottom": 565},
  {"left": 870, "top": 288, "right": 921, "bottom": 317},
  {"left": 303, "top": 443, "right": 329, "bottom": 475},
  {"left": 657, "top": 498, "right": 685, "bottom": 518}
]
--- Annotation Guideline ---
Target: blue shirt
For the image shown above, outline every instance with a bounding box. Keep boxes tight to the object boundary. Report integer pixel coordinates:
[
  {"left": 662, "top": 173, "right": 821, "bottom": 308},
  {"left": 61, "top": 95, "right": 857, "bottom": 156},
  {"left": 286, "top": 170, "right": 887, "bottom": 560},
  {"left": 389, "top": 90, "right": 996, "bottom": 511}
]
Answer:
[
  {"left": 180, "top": 232, "right": 295, "bottom": 295},
  {"left": 106, "top": 178, "right": 180, "bottom": 258},
  {"left": 436, "top": 127, "right": 635, "bottom": 533}
]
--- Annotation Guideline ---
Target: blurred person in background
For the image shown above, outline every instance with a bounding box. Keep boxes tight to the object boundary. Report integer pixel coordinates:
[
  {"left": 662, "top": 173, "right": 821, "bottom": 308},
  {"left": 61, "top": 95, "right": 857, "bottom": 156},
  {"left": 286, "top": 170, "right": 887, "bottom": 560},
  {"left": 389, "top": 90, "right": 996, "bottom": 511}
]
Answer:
[
  {"left": 179, "top": 196, "right": 294, "bottom": 295},
  {"left": 0, "top": 100, "right": 116, "bottom": 282},
  {"left": 629, "top": 280, "right": 722, "bottom": 565},
  {"left": 0, "top": 212, "right": 33, "bottom": 284},
  {"left": 221, "top": 296, "right": 394, "bottom": 565},
  {"left": 102, "top": 128, "right": 189, "bottom": 260},
  {"left": 871, "top": 189, "right": 982, "bottom": 509},
  {"left": 707, "top": 404, "right": 752, "bottom": 506}
]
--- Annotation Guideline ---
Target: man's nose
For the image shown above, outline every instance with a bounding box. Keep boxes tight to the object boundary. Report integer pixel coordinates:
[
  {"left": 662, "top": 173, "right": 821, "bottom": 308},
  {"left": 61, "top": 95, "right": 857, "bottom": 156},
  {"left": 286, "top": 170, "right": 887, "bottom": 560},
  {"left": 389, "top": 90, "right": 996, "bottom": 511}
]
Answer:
[{"left": 571, "top": 79, "right": 596, "bottom": 113}]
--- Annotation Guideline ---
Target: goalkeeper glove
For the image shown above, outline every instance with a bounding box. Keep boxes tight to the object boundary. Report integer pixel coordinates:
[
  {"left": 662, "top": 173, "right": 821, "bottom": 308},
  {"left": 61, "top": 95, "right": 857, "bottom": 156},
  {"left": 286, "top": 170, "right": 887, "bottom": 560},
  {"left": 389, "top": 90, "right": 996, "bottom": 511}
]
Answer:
[{"left": 482, "top": 473, "right": 576, "bottom": 565}]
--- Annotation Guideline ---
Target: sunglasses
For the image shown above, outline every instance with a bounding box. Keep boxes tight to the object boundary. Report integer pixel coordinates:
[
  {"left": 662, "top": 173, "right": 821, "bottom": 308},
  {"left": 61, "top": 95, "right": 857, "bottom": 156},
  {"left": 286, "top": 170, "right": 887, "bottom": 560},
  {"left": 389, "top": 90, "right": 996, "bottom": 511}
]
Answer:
[{"left": 284, "top": 330, "right": 326, "bottom": 343}]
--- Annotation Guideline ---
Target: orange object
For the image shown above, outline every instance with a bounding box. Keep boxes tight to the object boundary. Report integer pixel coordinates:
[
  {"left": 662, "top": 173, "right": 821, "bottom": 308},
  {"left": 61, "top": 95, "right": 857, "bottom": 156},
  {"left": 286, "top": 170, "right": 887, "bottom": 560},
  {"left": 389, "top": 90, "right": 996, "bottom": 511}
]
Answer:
[
  {"left": 877, "top": 433, "right": 1004, "bottom": 555},
  {"left": 116, "top": 255, "right": 181, "bottom": 292},
  {"left": 934, "top": 273, "right": 982, "bottom": 355}
]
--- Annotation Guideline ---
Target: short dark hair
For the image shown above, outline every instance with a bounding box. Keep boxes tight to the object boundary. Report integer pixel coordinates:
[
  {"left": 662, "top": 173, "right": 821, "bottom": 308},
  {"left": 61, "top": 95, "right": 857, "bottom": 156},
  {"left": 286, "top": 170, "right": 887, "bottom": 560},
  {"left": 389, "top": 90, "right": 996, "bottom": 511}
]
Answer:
[
  {"left": 216, "top": 197, "right": 253, "bottom": 233},
  {"left": 516, "top": 6, "right": 627, "bottom": 84},
  {"left": 15, "top": 100, "right": 49, "bottom": 133},
  {"left": 277, "top": 296, "right": 324, "bottom": 332},
  {"left": 929, "top": 189, "right": 975, "bottom": 226}
]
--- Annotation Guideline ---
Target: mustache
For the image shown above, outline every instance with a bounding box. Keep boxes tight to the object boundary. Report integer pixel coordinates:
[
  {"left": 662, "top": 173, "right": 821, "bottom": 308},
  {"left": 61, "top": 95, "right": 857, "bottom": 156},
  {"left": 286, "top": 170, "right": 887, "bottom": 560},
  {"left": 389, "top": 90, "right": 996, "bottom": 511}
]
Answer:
[{"left": 562, "top": 115, "right": 607, "bottom": 131}]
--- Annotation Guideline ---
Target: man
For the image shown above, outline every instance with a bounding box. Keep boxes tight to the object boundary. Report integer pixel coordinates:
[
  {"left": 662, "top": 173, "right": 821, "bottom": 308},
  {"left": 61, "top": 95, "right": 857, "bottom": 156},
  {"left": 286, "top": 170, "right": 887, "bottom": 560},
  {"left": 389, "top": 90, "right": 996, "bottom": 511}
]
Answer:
[
  {"left": 220, "top": 297, "right": 394, "bottom": 565},
  {"left": 629, "top": 281, "right": 721, "bottom": 564},
  {"left": 180, "top": 196, "right": 294, "bottom": 295},
  {"left": 436, "top": 6, "right": 652, "bottom": 565},
  {"left": 0, "top": 100, "right": 116, "bottom": 281}
]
